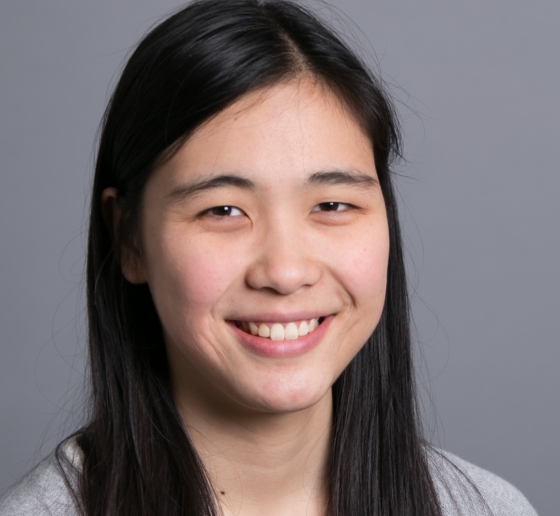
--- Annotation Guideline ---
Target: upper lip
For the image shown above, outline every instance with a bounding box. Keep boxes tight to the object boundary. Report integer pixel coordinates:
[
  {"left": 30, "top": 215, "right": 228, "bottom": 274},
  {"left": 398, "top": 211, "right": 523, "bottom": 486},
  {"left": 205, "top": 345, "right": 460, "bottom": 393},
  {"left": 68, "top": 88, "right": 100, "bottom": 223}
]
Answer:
[{"left": 229, "top": 311, "right": 331, "bottom": 323}]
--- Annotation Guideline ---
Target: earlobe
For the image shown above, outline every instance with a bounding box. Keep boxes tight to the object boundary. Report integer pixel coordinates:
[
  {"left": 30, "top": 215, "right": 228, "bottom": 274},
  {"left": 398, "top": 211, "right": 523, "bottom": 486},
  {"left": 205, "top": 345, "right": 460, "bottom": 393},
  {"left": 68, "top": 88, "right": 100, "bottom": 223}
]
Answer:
[
  {"left": 100, "top": 187, "right": 147, "bottom": 284},
  {"left": 120, "top": 244, "right": 148, "bottom": 285},
  {"left": 121, "top": 253, "right": 148, "bottom": 285}
]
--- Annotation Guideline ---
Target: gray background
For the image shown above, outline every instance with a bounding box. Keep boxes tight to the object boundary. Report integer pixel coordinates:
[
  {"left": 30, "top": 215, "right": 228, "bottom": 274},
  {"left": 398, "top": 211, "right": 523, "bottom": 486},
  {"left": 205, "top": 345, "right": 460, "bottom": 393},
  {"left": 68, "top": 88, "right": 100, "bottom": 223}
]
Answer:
[{"left": 1, "top": 1, "right": 558, "bottom": 514}]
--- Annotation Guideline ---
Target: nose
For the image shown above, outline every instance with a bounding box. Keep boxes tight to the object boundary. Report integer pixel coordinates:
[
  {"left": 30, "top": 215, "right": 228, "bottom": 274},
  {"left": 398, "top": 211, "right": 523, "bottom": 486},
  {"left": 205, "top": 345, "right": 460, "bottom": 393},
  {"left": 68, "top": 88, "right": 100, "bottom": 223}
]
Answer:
[{"left": 245, "top": 216, "right": 321, "bottom": 295}]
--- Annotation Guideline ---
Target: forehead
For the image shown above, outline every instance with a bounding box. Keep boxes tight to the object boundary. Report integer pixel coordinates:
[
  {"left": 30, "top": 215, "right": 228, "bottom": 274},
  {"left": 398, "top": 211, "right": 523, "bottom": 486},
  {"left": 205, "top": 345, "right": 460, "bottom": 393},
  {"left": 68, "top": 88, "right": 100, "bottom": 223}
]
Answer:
[{"left": 151, "top": 79, "right": 376, "bottom": 190}]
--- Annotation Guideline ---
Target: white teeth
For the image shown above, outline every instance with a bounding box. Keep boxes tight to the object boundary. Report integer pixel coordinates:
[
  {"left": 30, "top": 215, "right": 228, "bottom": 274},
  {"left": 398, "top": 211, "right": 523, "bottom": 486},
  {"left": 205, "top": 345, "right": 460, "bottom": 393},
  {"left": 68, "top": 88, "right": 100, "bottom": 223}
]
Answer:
[
  {"left": 270, "top": 323, "right": 284, "bottom": 340},
  {"left": 285, "top": 322, "right": 299, "bottom": 340},
  {"left": 258, "top": 323, "right": 270, "bottom": 338},
  {"left": 241, "top": 318, "right": 321, "bottom": 340}
]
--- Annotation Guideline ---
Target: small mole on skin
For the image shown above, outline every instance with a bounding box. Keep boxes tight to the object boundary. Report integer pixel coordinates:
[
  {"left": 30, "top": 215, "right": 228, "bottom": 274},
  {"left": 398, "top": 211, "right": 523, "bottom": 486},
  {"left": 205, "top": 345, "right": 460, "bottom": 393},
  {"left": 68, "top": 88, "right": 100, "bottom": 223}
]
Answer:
[{"left": 220, "top": 491, "right": 225, "bottom": 495}]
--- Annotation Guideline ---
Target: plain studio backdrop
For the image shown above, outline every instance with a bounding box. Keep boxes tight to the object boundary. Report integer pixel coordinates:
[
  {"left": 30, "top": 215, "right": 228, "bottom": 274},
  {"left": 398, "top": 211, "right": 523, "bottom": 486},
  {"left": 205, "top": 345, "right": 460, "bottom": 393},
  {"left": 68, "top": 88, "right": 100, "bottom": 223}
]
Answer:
[{"left": 1, "top": 1, "right": 558, "bottom": 514}]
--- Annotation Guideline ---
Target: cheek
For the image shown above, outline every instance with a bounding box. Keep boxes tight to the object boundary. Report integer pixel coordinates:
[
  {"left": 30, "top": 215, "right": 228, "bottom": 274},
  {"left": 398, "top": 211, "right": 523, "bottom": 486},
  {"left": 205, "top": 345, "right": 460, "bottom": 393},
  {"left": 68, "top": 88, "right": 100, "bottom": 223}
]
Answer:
[
  {"left": 145, "top": 232, "right": 246, "bottom": 327},
  {"left": 332, "top": 222, "right": 390, "bottom": 311},
  {"left": 353, "top": 245, "right": 388, "bottom": 304},
  {"left": 340, "top": 228, "right": 389, "bottom": 360}
]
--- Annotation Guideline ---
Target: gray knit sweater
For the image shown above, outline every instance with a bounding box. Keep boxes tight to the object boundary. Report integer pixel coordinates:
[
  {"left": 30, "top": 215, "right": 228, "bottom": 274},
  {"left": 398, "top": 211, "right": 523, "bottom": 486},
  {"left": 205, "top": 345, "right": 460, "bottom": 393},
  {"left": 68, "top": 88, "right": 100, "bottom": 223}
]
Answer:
[{"left": 0, "top": 439, "right": 538, "bottom": 515}]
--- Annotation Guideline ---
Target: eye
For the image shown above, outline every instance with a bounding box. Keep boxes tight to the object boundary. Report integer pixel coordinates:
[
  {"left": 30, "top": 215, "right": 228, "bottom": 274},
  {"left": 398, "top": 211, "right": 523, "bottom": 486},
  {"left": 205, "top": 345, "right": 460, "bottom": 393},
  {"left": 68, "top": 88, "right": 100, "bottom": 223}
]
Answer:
[
  {"left": 311, "top": 202, "right": 352, "bottom": 212},
  {"left": 204, "top": 206, "right": 244, "bottom": 217}
]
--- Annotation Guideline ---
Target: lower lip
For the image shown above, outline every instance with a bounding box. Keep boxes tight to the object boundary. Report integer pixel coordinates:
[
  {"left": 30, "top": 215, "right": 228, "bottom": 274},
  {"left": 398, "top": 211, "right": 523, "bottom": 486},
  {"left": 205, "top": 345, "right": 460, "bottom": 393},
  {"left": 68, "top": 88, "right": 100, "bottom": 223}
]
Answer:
[{"left": 227, "top": 316, "right": 333, "bottom": 358}]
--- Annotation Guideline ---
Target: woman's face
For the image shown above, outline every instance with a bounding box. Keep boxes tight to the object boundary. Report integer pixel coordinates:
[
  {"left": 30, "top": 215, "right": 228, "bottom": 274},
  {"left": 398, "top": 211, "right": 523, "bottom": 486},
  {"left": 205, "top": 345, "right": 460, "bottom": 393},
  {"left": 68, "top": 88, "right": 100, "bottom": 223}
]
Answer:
[{"left": 127, "top": 79, "right": 389, "bottom": 415}]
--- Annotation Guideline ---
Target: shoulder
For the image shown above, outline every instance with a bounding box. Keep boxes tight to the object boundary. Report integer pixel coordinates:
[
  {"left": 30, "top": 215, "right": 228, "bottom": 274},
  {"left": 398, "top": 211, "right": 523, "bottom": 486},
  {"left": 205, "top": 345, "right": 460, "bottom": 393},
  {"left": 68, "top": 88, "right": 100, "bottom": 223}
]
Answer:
[
  {"left": 0, "top": 438, "right": 82, "bottom": 516},
  {"left": 426, "top": 446, "right": 538, "bottom": 516}
]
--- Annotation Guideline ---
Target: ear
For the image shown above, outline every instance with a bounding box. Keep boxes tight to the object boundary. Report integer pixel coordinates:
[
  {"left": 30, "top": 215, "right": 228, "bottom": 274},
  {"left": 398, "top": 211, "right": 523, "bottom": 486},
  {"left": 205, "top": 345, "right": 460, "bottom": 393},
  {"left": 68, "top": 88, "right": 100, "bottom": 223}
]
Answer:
[{"left": 101, "top": 187, "right": 147, "bottom": 284}]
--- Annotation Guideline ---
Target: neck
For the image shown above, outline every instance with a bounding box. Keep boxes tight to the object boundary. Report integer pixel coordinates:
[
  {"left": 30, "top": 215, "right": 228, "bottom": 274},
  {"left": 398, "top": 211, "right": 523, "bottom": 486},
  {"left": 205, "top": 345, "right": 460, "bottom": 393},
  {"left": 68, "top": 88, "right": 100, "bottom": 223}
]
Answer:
[{"left": 176, "top": 390, "right": 332, "bottom": 516}]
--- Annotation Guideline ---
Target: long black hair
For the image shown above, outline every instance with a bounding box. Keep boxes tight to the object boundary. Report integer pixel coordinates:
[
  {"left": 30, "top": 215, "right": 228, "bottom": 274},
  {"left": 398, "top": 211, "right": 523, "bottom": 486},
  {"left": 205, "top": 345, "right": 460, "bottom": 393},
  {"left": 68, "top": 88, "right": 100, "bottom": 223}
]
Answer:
[{"left": 72, "top": 0, "right": 446, "bottom": 514}]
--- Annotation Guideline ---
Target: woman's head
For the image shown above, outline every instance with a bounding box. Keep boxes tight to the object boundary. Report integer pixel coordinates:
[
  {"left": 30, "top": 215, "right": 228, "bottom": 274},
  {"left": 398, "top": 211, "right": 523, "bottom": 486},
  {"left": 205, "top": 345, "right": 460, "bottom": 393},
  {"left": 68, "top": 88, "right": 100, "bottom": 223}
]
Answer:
[
  {"left": 83, "top": 2, "right": 434, "bottom": 514},
  {"left": 110, "top": 78, "right": 390, "bottom": 415}
]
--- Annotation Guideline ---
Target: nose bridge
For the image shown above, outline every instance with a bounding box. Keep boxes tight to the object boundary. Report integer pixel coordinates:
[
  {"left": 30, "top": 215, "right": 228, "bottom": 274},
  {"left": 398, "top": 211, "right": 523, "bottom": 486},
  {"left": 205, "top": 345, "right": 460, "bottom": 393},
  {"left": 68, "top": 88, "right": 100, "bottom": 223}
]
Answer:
[{"left": 246, "top": 210, "right": 319, "bottom": 294}]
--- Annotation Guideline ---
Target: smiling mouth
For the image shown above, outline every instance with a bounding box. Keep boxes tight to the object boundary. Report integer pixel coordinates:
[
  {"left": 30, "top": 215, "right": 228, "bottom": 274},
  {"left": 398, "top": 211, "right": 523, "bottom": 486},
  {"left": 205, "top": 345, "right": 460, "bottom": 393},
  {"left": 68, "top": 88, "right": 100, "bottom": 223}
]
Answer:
[{"left": 233, "top": 317, "right": 326, "bottom": 341}]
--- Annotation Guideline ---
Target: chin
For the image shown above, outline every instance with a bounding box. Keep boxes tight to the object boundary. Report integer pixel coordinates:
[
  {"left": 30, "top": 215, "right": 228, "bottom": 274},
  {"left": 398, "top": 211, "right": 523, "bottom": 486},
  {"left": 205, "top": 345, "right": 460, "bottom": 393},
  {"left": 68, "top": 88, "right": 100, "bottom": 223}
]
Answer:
[{"left": 242, "top": 375, "right": 333, "bottom": 414}]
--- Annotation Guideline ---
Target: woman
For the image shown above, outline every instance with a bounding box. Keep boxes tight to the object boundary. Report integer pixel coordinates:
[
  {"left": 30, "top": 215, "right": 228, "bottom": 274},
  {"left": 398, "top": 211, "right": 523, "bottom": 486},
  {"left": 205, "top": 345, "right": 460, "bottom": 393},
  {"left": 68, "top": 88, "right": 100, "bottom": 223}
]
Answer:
[{"left": 0, "top": 1, "right": 538, "bottom": 515}]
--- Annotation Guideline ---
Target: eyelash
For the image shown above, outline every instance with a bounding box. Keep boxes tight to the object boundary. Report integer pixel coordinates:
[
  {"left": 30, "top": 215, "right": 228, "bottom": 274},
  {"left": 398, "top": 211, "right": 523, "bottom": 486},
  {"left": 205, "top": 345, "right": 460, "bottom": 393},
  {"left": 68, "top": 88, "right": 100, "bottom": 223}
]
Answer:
[
  {"left": 203, "top": 206, "right": 244, "bottom": 217},
  {"left": 311, "top": 202, "right": 352, "bottom": 212}
]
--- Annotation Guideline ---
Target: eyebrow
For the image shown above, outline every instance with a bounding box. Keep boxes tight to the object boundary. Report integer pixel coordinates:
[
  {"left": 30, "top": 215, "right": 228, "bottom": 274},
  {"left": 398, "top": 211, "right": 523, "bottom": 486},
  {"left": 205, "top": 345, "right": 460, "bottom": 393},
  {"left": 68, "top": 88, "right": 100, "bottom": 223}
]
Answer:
[
  {"left": 166, "top": 170, "right": 378, "bottom": 203},
  {"left": 305, "top": 170, "right": 379, "bottom": 189},
  {"left": 167, "top": 175, "right": 255, "bottom": 203}
]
